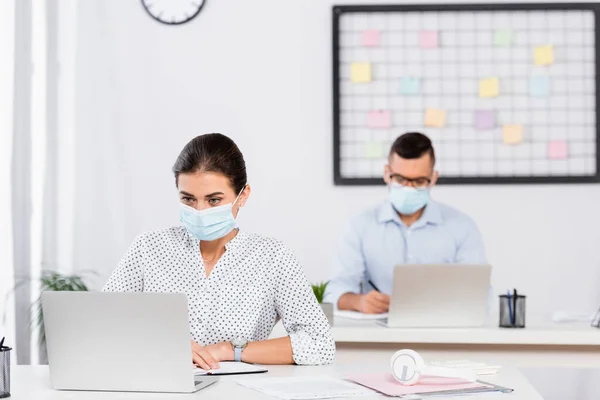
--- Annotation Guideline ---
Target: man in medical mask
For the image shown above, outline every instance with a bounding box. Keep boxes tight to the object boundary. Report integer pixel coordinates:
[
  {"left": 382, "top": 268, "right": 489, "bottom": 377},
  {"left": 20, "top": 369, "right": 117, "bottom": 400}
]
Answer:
[{"left": 325, "top": 132, "right": 487, "bottom": 314}]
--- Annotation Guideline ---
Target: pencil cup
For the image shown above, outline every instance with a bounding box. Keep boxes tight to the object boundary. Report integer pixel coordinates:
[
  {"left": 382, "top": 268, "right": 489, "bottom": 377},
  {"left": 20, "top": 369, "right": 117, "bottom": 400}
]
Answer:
[
  {"left": 499, "top": 294, "right": 526, "bottom": 328},
  {"left": 0, "top": 344, "right": 10, "bottom": 398}
]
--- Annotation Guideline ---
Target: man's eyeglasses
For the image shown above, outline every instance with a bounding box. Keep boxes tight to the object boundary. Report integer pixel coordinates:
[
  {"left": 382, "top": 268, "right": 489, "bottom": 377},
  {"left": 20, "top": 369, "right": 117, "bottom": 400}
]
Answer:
[{"left": 389, "top": 174, "right": 431, "bottom": 189}]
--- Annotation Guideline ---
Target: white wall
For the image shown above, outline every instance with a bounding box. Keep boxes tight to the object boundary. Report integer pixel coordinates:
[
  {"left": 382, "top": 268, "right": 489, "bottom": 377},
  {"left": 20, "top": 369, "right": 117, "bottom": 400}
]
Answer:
[{"left": 72, "top": 0, "right": 600, "bottom": 320}]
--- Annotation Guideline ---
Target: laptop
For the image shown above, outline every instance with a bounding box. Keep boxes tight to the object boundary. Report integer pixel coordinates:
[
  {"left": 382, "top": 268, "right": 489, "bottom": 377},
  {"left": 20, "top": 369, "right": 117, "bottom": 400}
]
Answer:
[
  {"left": 382, "top": 264, "right": 492, "bottom": 328},
  {"left": 42, "top": 292, "right": 217, "bottom": 393}
]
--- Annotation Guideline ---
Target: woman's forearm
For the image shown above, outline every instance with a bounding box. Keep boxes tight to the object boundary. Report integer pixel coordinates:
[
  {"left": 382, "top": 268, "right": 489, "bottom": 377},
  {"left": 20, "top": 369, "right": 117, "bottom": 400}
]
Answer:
[{"left": 241, "top": 336, "right": 294, "bottom": 364}]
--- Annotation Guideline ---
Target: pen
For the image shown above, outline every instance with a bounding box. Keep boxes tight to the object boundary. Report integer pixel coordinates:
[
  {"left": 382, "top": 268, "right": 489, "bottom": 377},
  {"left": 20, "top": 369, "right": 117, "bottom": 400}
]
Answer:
[
  {"left": 0, "top": 337, "right": 4, "bottom": 349},
  {"left": 512, "top": 289, "right": 518, "bottom": 325},
  {"left": 506, "top": 290, "right": 513, "bottom": 327},
  {"left": 368, "top": 280, "right": 381, "bottom": 292}
]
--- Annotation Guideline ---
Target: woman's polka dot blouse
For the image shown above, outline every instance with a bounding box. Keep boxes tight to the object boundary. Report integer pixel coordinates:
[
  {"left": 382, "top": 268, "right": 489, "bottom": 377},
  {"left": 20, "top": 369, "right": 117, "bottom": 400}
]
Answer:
[{"left": 103, "top": 226, "right": 335, "bottom": 365}]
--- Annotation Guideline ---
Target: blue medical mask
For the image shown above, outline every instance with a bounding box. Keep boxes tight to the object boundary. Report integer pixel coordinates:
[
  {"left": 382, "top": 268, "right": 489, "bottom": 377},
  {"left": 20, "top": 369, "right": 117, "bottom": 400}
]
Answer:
[
  {"left": 180, "top": 189, "right": 244, "bottom": 242},
  {"left": 388, "top": 183, "right": 430, "bottom": 215}
]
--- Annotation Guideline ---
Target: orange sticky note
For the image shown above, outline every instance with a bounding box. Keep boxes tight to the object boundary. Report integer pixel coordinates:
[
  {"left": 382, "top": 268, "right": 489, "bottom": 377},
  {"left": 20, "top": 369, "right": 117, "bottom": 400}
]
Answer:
[
  {"left": 548, "top": 141, "right": 568, "bottom": 159},
  {"left": 351, "top": 63, "right": 371, "bottom": 83},
  {"left": 424, "top": 108, "right": 446, "bottom": 128},
  {"left": 534, "top": 45, "right": 554, "bottom": 66},
  {"left": 362, "top": 30, "right": 380, "bottom": 47},
  {"left": 479, "top": 77, "right": 499, "bottom": 98},
  {"left": 503, "top": 125, "right": 523, "bottom": 144}
]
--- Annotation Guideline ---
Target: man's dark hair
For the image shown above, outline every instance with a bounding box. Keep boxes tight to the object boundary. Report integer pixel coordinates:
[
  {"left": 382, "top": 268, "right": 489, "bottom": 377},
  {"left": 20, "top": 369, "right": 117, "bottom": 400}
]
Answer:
[
  {"left": 390, "top": 132, "right": 435, "bottom": 165},
  {"left": 172, "top": 133, "right": 247, "bottom": 194}
]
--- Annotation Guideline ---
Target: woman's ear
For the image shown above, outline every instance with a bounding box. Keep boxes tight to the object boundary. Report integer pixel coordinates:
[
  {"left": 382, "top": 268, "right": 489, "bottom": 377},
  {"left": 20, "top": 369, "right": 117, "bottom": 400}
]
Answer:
[{"left": 238, "top": 184, "right": 251, "bottom": 208}]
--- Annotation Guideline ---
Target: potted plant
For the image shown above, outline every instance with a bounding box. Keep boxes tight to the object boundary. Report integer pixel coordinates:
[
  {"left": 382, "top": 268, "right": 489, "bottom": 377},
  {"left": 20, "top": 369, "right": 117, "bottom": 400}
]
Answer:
[
  {"left": 8, "top": 270, "right": 95, "bottom": 363},
  {"left": 311, "top": 281, "right": 333, "bottom": 325}
]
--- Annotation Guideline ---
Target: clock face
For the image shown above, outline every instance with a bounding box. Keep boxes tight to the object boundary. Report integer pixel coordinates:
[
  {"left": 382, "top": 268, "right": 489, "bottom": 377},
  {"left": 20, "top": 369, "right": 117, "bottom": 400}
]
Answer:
[{"left": 141, "top": 0, "right": 206, "bottom": 25}]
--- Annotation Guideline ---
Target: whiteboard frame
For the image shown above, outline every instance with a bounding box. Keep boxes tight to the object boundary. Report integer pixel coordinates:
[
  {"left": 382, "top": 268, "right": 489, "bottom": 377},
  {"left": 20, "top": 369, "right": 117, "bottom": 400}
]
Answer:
[{"left": 332, "top": 3, "right": 600, "bottom": 185}]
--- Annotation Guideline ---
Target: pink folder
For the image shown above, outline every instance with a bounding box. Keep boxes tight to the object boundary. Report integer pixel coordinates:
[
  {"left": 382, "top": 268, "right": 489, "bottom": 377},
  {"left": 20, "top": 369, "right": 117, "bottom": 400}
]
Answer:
[{"left": 346, "top": 372, "right": 489, "bottom": 396}]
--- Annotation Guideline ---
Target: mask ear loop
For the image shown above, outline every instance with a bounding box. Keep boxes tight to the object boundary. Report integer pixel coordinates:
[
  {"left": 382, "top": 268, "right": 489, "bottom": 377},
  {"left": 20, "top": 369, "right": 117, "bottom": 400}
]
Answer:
[{"left": 233, "top": 184, "right": 248, "bottom": 209}]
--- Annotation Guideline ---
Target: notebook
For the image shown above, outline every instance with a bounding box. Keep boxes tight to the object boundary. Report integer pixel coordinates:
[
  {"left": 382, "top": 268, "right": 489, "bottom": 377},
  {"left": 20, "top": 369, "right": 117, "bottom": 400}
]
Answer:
[
  {"left": 334, "top": 310, "right": 389, "bottom": 320},
  {"left": 193, "top": 361, "right": 267, "bottom": 376}
]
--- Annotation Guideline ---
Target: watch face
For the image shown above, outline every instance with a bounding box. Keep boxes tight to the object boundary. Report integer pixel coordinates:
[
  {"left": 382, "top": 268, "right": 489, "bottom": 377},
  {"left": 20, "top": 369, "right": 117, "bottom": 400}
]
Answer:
[{"left": 232, "top": 338, "right": 247, "bottom": 348}]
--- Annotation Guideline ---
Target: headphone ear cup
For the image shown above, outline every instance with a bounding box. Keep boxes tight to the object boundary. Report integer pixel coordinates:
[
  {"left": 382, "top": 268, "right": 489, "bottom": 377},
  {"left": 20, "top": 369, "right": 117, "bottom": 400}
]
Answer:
[{"left": 390, "top": 349, "right": 425, "bottom": 386}]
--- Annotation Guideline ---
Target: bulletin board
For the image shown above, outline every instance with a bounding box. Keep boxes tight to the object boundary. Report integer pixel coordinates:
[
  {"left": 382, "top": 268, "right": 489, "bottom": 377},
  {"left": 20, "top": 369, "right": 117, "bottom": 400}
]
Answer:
[{"left": 332, "top": 3, "right": 600, "bottom": 185}]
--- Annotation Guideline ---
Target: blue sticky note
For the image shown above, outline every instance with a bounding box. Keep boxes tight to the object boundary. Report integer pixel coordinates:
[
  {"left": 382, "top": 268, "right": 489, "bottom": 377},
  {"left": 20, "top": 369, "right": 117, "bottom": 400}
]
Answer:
[
  {"left": 400, "top": 77, "right": 420, "bottom": 95},
  {"left": 530, "top": 76, "right": 551, "bottom": 97}
]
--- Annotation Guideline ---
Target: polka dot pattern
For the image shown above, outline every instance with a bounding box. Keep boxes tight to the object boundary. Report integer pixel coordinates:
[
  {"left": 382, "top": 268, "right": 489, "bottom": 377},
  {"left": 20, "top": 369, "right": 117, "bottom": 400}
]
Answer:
[{"left": 103, "top": 226, "right": 335, "bottom": 365}]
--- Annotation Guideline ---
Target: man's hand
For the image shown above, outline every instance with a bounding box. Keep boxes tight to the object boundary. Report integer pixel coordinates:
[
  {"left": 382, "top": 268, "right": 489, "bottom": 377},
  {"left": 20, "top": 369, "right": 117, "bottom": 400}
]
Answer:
[{"left": 357, "top": 290, "right": 390, "bottom": 314}]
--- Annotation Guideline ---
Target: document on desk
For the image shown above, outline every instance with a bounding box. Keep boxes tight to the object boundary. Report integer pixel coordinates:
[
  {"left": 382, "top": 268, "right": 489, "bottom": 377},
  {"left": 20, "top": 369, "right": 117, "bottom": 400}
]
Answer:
[
  {"left": 334, "top": 310, "right": 388, "bottom": 320},
  {"left": 346, "top": 373, "right": 513, "bottom": 397},
  {"left": 236, "top": 376, "right": 377, "bottom": 399},
  {"left": 193, "top": 361, "right": 267, "bottom": 376}
]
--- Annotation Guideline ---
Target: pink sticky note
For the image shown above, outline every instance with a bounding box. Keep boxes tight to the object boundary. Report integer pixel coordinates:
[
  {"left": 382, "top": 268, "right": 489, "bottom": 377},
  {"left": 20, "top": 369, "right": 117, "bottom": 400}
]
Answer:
[
  {"left": 548, "top": 141, "right": 568, "bottom": 159},
  {"left": 367, "top": 110, "right": 392, "bottom": 129},
  {"left": 420, "top": 30, "right": 438, "bottom": 48},
  {"left": 362, "top": 30, "right": 380, "bottom": 47},
  {"left": 346, "top": 373, "right": 488, "bottom": 397}
]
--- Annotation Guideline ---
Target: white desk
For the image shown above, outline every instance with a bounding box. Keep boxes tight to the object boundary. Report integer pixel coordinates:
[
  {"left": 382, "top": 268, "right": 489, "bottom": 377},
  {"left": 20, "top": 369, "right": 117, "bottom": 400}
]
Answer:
[
  {"left": 271, "top": 320, "right": 600, "bottom": 367},
  {"left": 10, "top": 362, "right": 541, "bottom": 399},
  {"left": 331, "top": 319, "right": 600, "bottom": 346}
]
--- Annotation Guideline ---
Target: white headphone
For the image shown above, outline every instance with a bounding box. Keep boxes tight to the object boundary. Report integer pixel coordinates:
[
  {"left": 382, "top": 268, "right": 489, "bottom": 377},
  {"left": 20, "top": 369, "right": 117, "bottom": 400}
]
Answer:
[{"left": 390, "top": 349, "right": 477, "bottom": 386}]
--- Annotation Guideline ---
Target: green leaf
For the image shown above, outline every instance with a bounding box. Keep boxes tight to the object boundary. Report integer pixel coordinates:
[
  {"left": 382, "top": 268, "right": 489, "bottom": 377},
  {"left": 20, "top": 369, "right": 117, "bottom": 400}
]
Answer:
[{"left": 311, "top": 281, "right": 329, "bottom": 304}]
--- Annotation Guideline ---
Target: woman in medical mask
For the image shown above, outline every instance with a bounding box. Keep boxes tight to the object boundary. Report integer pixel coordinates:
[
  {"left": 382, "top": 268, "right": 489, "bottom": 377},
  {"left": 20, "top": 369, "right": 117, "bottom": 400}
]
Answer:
[{"left": 103, "top": 133, "right": 335, "bottom": 369}]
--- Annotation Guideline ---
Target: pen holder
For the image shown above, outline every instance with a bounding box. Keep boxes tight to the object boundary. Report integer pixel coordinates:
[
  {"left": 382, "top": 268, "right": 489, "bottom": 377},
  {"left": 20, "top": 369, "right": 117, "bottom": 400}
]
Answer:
[
  {"left": 499, "top": 294, "right": 526, "bottom": 328},
  {"left": 0, "top": 344, "right": 10, "bottom": 398}
]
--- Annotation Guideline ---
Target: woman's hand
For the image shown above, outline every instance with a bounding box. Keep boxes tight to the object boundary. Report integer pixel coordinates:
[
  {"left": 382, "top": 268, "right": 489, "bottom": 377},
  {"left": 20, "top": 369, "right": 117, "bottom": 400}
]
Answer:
[{"left": 191, "top": 340, "right": 233, "bottom": 370}]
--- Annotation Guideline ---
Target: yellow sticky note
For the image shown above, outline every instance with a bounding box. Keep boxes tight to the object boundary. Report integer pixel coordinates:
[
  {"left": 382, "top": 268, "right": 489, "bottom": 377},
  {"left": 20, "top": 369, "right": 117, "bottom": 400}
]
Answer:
[
  {"left": 424, "top": 108, "right": 446, "bottom": 128},
  {"left": 503, "top": 125, "right": 523, "bottom": 145},
  {"left": 534, "top": 45, "right": 554, "bottom": 66},
  {"left": 479, "top": 77, "right": 499, "bottom": 98},
  {"left": 351, "top": 63, "right": 371, "bottom": 83}
]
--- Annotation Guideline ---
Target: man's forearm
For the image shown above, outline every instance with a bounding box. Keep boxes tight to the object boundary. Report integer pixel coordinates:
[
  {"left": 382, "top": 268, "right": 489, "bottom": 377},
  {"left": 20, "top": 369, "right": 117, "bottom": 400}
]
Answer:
[{"left": 337, "top": 292, "right": 360, "bottom": 311}]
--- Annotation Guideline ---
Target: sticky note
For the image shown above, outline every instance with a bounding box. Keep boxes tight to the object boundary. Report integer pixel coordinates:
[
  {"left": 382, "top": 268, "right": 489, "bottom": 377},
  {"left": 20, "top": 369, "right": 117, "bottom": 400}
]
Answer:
[
  {"left": 479, "top": 77, "right": 499, "bottom": 98},
  {"left": 367, "top": 110, "right": 392, "bottom": 129},
  {"left": 474, "top": 110, "right": 496, "bottom": 130},
  {"left": 494, "top": 29, "right": 512, "bottom": 46},
  {"left": 424, "top": 108, "right": 446, "bottom": 128},
  {"left": 503, "top": 125, "right": 523, "bottom": 145},
  {"left": 534, "top": 45, "right": 554, "bottom": 66},
  {"left": 364, "top": 142, "right": 385, "bottom": 158},
  {"left": 419, "top": 30, "right": 438, "bottom": 48},
  {"left": 530, "top": 76, "right": 551, "bottom": 97},
  {"left": 362, "top": 30, "right": 380, "bottom": 47},
  {"left": 351, "top": 63, "right": 371, "bottom": 83},
  {"left": 400, "top": 77, "right": 420, "bottom": 95},
  {"left": 548, "top": 141, "right": 568, "bottom": 159}
]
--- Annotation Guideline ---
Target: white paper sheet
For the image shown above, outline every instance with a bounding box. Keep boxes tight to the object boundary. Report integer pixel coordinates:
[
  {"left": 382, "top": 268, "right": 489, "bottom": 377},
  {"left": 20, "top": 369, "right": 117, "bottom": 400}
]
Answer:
[{"left": 236, "top": 376, "right": 377, "bottom": 400}]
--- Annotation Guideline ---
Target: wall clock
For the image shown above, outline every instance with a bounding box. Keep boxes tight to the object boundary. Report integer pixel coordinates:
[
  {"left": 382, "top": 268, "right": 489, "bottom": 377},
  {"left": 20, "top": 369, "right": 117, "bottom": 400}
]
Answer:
[{"left": 141, "top": 0, "right": 206, "bottom": 25}]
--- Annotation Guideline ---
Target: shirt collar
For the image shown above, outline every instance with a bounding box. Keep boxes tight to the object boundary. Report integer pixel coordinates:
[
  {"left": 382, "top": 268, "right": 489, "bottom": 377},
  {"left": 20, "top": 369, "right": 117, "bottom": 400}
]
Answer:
[{"left": 377, "top": 200, "right": 443, "bottom": 226}]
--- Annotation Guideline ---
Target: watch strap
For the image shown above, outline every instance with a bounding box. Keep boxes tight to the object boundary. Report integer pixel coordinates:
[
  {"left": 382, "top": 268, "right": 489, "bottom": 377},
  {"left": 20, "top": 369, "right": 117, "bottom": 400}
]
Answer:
[{"left": 234, "top": 346, "right": 242, "bottom": 362}]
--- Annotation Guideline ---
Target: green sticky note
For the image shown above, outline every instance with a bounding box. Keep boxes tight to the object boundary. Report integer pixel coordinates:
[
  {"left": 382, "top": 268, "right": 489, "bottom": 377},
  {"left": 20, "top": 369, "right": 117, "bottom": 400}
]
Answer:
[
  {"left": 494, "top": 29, "right": 512, "bottom": 46},
  {"left": 364, "top": 142, "right": 385, "bottom": 158}
]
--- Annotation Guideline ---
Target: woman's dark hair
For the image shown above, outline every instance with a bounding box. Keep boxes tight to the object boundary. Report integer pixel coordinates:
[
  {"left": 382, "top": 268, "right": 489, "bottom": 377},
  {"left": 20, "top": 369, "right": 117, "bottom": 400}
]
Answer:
[
  {"left": 172, "top": 133, "right": 247, "bottom": 194},
  {"left": 390, "top": 132, "right": 435, "bottom": 166}
]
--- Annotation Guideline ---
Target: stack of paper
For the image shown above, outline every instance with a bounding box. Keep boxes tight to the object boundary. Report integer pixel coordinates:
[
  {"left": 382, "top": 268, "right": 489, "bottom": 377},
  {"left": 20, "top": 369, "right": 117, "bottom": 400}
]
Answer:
[{"left": 236, "top": 376, "right": 377, "bottom": 399}]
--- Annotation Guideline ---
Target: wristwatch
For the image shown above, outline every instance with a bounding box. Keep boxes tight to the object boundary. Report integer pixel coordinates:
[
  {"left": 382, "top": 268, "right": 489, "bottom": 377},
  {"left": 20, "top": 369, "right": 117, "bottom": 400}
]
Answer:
[{"left": 231, "top": 338, "right": 248, "bottom": 362}]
